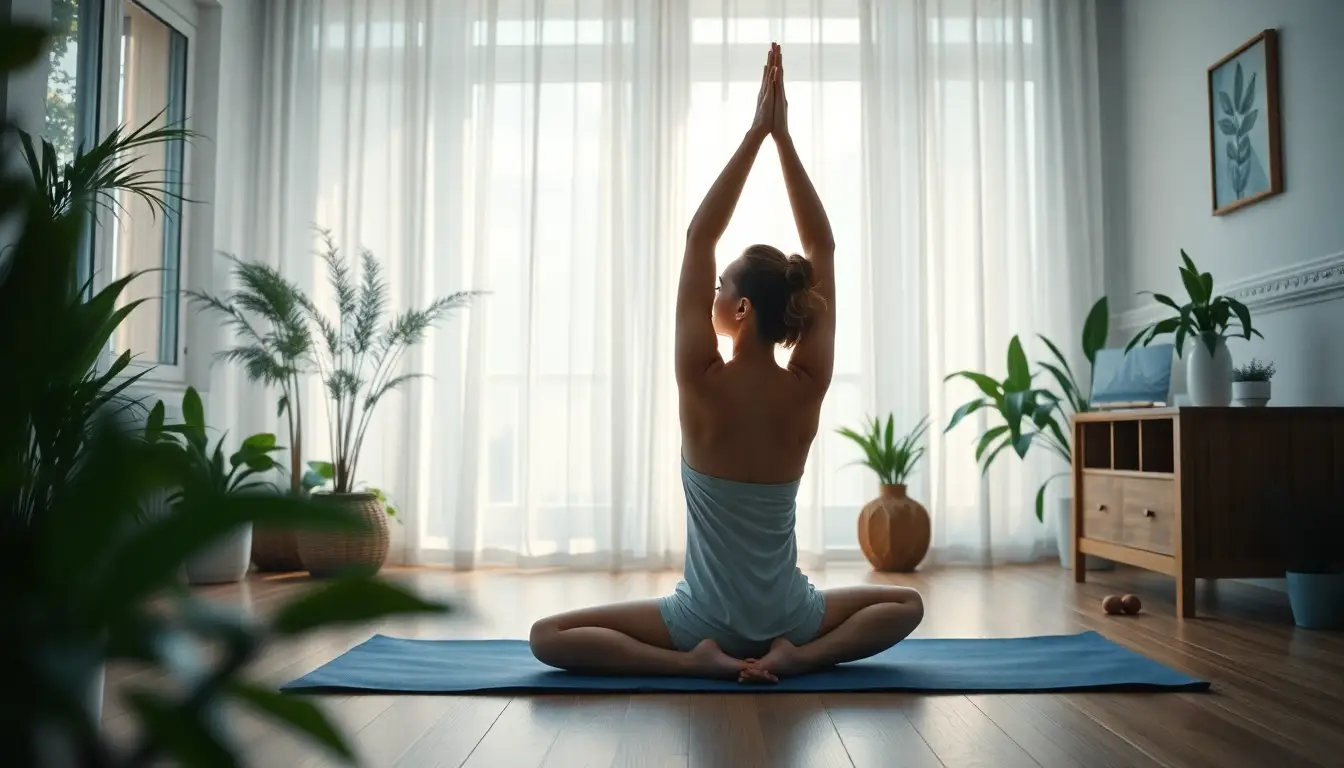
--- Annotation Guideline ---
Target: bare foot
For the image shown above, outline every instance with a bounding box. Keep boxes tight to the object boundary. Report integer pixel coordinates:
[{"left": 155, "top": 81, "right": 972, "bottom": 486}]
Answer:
[
  {"left": 740, "top": 638, "right": 811, "bottom": 683},
  {"left": 688, "top": 639, "right": 749, "bottom": 679}
]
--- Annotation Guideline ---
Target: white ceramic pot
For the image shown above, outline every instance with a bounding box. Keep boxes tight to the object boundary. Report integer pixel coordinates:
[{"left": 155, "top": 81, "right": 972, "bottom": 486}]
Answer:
[
  {"left": 1232, "top": 380, "right": 1272, "bottom": 407},
  {"left": 1055, "top": 496, "right": 1114, "bottom": 571},
  {"left": 1185, "top": 334, "right": 1233, "bottom": 407},
  {"left": 185, "top": 523, "right": 254, "bottom": 585}
]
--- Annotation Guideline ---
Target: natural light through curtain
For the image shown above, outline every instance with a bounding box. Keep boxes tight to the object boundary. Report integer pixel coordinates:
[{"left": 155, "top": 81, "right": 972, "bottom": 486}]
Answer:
[{"left": 238, "top": 0, "right": 1104, "bottom": 570}]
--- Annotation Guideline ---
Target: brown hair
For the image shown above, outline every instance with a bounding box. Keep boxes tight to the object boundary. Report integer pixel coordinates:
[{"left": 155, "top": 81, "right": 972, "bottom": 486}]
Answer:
[{"left": 734, "top": 244, "right": 820, "bottom": 349}]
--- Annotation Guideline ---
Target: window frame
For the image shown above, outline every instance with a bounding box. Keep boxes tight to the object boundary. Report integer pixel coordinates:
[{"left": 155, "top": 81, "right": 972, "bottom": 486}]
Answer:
[{"left": 89, "top": 0, "right": 198, "bottom": 385}]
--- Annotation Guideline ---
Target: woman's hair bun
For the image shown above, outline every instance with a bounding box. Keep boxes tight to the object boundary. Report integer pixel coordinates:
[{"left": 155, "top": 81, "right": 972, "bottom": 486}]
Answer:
[{"left": 784, "top": 254, "right": 814, "bottom": 292}]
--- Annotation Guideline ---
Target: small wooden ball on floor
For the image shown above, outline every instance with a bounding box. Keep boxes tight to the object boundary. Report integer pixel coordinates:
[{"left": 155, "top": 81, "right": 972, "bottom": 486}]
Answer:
[{"left": 1101, "top": 594, "right": 1142, "bottom": 615}]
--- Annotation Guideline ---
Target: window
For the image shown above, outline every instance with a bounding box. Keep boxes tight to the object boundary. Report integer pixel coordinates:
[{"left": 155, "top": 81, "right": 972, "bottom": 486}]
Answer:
[{"left": 109, "top": 0, "right": 190, "bottom": 366}]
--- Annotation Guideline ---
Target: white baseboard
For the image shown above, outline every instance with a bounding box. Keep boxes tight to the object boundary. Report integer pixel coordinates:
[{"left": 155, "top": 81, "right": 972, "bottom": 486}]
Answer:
[{"left": 1112, "top": 250, "right": 1344, "bottom": 331}]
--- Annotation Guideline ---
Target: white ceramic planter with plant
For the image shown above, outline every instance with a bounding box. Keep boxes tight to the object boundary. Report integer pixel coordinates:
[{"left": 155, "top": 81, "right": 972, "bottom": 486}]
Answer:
[
  {"left": 1126, "top": 250, "right": 1262, "bottom": 407},
  {"left": 1232, "top": 358, "right": 1275, "bottom": 407},
  {"left": 945, "top": 297, "right": 1113, "bottom": 570},
  {"left": 144, "top": 388, "right": 287, "bottom": 584}
]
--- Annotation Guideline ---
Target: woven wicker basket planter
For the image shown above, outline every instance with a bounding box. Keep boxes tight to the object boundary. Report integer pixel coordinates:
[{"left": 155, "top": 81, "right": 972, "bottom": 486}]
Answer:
[
  {"left": 295, "top": 492, "right": 390, "bottom": 578},
  {"left": 251, "top": 528, "right": 305, "bottom": 572}
]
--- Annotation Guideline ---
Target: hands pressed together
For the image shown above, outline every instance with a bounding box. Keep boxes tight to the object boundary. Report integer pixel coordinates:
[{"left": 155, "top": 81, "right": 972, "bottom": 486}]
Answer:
[{"left": 751, "top": 43, "right": 789, "bottom": 141}]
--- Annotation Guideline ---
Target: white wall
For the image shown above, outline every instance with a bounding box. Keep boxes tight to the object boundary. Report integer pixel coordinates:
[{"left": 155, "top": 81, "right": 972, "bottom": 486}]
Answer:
[{"left": 1100, "top": 0, "right": 1344, "bottom": 406}]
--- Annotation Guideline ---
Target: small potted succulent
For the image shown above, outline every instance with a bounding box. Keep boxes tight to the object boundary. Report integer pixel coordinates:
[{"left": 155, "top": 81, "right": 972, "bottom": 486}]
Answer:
[
  {"left": 838, "top": 415, "right": 931, "bottom": 572},
  {"left": 1232, "top": 358, "right": 1275, "bottom": 407}
]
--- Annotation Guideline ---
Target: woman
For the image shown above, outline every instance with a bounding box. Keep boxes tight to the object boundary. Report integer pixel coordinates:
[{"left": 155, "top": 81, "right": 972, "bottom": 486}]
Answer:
[{"left": 529, "top": 44, "right": 923, "bottom": 683}]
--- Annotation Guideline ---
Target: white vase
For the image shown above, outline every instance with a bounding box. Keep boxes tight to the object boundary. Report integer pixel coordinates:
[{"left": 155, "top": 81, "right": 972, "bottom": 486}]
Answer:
[
  {"left": 185, "top": 523, "right": 254, "bottom": 585},
  {"left": 1232, "top": 380, "right": 1272, "bottom": 407},
  {"left": 1185, "top": 334, "right": 1233, "bottom": 406},
  {"left": 1055, "top": 496, "right": 1114, "bottom": 571}
]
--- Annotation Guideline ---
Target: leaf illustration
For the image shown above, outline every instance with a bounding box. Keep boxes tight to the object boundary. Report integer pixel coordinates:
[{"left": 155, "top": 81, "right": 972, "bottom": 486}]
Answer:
[
  {"left": 1226, "top": 141, "right": 1238, "bottom": 160},
  {"left": 1219, "top": 118, "right": 1239, "bottom": 135},
  {"left": 1233, "top": 62, "right": 1244, "bottom": 109},
  {"left": 1218, "top": 91, "right": 1235, "bottom": 115},
  {"left": 1238, "top": 109, "right": 1259, "bottom": 136},
  {"left": 1237, "top": 135, "right": 1251, "bottom": 163},
  {"left": 1239, "top": 72, "right": 1257, "bottom": 113}
]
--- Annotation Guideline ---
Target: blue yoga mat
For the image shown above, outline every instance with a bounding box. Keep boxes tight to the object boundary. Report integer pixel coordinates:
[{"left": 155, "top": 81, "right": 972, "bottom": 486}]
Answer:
[{"left": 281, "top": 631, "right": 1208, "bottom": 694}]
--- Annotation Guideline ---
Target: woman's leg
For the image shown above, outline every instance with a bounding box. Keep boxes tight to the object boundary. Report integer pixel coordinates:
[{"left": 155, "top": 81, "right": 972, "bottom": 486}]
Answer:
[
  {"left": 740, "top": 585, "right": 924, "bottom": 682},
  {"left": 529, "top": 599, "right": 749, "bottom": 679}
]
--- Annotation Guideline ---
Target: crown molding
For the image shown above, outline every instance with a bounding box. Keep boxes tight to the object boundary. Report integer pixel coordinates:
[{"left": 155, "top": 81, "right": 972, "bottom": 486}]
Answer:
[{"left": 1112, "top": 250, "right": 1344, "bottom": 331}]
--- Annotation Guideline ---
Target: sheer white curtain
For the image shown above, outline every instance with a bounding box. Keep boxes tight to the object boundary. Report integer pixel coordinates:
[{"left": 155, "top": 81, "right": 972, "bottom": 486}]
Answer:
[{"left": 234, "top": 0, "right": 1102, "bottom": 570}]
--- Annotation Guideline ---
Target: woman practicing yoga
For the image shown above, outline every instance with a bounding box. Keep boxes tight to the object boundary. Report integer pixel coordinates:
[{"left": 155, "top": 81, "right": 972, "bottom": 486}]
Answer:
[{"left": 529, "top": 44, "right": 924, "bottom": 683}]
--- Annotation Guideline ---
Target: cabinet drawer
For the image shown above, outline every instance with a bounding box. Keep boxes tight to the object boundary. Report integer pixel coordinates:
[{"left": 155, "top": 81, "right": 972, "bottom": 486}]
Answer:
[
  {"left": 1117, "top": 477, "right": 1176, "bottom": 555},
  {"left": 1080, "top": 474, "right": 1122, "bottom": 543}
]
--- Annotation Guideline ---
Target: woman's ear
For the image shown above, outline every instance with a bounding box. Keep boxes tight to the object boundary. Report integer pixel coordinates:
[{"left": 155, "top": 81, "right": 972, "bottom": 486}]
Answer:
[{"left": 736, "top": 298, "right": 749, "bottom": 320}]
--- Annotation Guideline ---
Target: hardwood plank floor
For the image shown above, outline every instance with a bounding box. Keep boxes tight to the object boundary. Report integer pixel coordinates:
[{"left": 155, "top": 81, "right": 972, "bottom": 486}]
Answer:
[{"left": 103, "top": 564, "right": 1341, "bottom": 767}]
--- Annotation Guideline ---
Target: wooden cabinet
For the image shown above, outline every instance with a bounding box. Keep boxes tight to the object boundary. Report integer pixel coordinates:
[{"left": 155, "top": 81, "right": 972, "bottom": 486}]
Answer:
[{"left": 1072, "top": 407, "right": 1344, "bottom": 618}]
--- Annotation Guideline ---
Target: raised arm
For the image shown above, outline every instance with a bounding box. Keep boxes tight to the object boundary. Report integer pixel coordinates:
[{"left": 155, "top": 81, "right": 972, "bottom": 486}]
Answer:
[
  {"left": 676, "top": 53, "right": 777, "bottom": 385},
  {"left": 770, "top": 46, "right": 837, "bottom": 393}
]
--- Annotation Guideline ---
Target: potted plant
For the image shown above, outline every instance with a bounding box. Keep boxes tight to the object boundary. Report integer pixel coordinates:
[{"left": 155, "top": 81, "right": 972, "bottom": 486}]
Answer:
[
  {"left": 945, "top": 298, "right": 1113, "bottom": 570},
  {"left": 292, "top": 231, "right": 481, "bottom": 577},
  {"left": 1126, "top": 250, "right": 1262, "bottom": 406},
  {"left": 1, "top": 25, "right": 450, "bottom": 761},
  {"left": 838, "top": 415, "right": 931, "bottom": 572},
  {"left": 145, "top": 387, "right": 288, "bottom": 584},
  {"left": 1282, "top": 493, "right": 1344, "bottom": 630},
  {"left": 1232, "top": 358, "right": 1275, "bottom": 407},
  {"left": 189, "top": 256, "right": 316, "bottom": 572}
]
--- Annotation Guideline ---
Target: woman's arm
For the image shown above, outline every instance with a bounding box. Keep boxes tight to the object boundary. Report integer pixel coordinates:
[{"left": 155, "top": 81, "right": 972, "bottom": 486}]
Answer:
[
  {"left": 676, "top": 55, "right": 778, "bottom": 385},
  {"left": 770, "top": 53, "right": 837, "bottom": 392}
]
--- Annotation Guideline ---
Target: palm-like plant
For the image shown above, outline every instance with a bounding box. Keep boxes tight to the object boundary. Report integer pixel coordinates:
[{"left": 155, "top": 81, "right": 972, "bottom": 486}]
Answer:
[
  {"left": 304, "top": 229, "right": 483, "bottom": 493},
  {"left": 188, "top": 257, "right": 314, "bottom": 494},
  {"left": 838, "top": 415, "right": 929, "bottom": 487},
  {"left": 944, "top": 298, "right": 1109, "bottom": 522}
]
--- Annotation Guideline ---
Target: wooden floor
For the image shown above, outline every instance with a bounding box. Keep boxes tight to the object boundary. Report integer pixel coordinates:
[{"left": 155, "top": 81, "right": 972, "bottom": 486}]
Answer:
[{"left": 102, "top": 564, "right": 1344, "bottom": 767}]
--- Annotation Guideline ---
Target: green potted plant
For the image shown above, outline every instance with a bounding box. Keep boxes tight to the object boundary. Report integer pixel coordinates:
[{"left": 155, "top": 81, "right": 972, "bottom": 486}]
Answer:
[
  {"left": 292, "top": 230, "right": 482, "bottom": 577},
  {"left": 2, "top": 26, "right": 450, "bottom": 762},
  {"left": 1232, "top": 358, "right": 1275, "bottom": 407},
  {"left": 189, "top": 256, "right": 316, "bottom": 572},
  {"left": 838, "top": 415, "right": 931, "bottom": 572},
  {"left": 1125, "top": 250, "right": 1262, "bottom": 406},
  {"left": 145, "top": 387, "right": 288, "bottom": 584},
  {"left": 945, "top": 297, "right": 1110, "bottom": 570}
]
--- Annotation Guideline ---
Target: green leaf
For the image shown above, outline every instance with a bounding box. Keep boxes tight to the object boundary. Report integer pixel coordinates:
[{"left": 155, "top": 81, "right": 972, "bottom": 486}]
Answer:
[
  {"left": 270, "top": 577, "right": 449, "bottom": 636},
  {"left": 1218, "top": 90, "right": 1235, "bottom": 115},
  {"left": 1012, "top": 431, "right": 1036, "bottom": 459},
  {"left": 1174, "top": 322, "right": 1190, "bottom": 358},
  {"left": 980, "top": 435, "right": 1014, "bottom": 476},
  {"left": 1138, "top": 291, "right": 1182, "bottom": 313},
  {"left": 944, "top": 398, "right": 987, "bottom": 433},
  {"left": 1238, "top": 109, "right": 1259, "bottom": 137},
  {"left": 277, "top": 395, "right": 290, "bottom": 418},
  {"left": 147, "top": 400, "right": 166, "bottom": 440},
  {"left": 1218, "top": 118, "right": 1238, "bottom": 135},
  {"left": 309, "top": 460, "right": 336, "bottom": 480},
  {"left": 1200, "top": 272, "right": 1213, "bottom": 301},
  {"left": 125, "top": 690, "right": 238, "bottom": 767},
  {"left": 1037, "top": 362, "right": 1081, "bottom": 412},
  {"left": 0, "top": 24, "right": 46, "bottom": 73},
  {"left": 1080, "top": 296, "right": 1109, "bottom": 365},
  {"left": 229, "top": 682, "right": 353, "bottom": 760},
  {"left": 976, "top": 426, "right": 1010, "bottom": 462},
  {"left": 1035, "top": 482, "right": 1049, "bottom": 524},
  {"left": 1179, "top": 249, "right": 1199, "bottom": 275},
  {"left": 181, "top": 386, "right": 209, "bottom": 451},
  {"left": 1180, "top": 267, "right": 1206, "bottom": 305},
  {"left": 241, "top": 433, "right": 279, "bottom": 452},
  {"left": 946, "top": 371, "right": 1003, "bottom": 403},
  {"left": 1239, "top": 72, "right": 1257, "bottom": 113},
  {"left": 1005, "top": 336, "right": 1031, "bottom": 392}
]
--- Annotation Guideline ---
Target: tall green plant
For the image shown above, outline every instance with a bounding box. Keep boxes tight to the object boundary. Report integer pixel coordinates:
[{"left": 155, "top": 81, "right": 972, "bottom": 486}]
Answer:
[
  {"left": 1125, "top": 250, "right": 1261, "bottom": 357},
  {"left": 2, "top": 24, "right": 450, "bottom": 765},
  {"left": 188, "top": 257, "right": 314, "bottom": 495},
  {"left": 944, "top": 297, "right": 1109, "bottom": 522},
  {"left": 304, "top": 229, "right": 483, "bottom": 493},
  {"left": 837, "top": 415, "right": 929, "bottom": 486}
]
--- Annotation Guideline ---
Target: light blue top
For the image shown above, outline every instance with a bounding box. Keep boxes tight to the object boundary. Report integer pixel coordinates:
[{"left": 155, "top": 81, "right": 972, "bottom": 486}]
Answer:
[{"left": 658, "top": 457, "right": 825, "bottom": 657}]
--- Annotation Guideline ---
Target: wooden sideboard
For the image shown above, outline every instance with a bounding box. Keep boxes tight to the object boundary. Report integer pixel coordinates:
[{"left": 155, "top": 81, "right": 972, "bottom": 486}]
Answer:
[{"left": 1071, "top": 407, "right": 1344, "bottom": 617}]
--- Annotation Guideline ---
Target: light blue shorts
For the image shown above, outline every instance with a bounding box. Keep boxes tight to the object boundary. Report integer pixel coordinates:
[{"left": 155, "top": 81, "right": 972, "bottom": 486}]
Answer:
[{"left": 657, "top": 590, "right": 827, "bottom": 660}]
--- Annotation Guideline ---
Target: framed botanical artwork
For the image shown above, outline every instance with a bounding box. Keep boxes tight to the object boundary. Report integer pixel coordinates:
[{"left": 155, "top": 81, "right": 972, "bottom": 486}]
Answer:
[{"left": 1207, "top": 29, "right": 1283, "bottom": 216}]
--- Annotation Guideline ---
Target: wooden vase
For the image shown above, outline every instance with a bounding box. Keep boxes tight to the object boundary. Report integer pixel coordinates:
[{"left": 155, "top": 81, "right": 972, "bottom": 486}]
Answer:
[{"left": 858, "top": 484, "right": 931, "bottom": 572}]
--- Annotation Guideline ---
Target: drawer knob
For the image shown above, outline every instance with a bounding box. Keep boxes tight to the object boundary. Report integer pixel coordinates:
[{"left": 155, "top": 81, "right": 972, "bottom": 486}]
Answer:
[
  {"left": 1143, "top": 509, "right": 1156, "bottom": 518},
  {"left": 1096, "top": 504, "right": 1107, "bottom": 512}
]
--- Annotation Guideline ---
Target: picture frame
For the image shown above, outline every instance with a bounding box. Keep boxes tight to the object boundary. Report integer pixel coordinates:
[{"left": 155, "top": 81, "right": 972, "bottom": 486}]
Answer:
[{"left": 1207, "top": 29, "right": 1283, "bottom": 216}]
